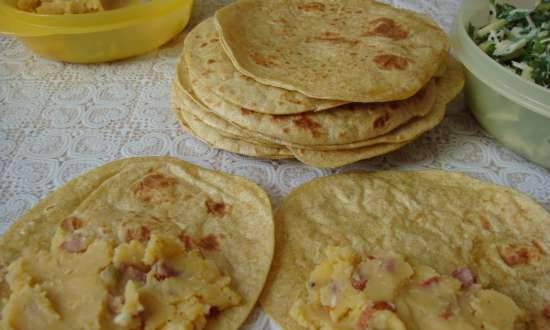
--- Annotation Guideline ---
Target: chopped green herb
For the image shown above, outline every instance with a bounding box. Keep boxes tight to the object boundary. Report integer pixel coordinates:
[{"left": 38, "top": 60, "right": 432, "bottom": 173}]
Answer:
[
  {"left": 468, "top": 22, "right": 476, "bottom": 38},
  {"left": 487, "top": 43, "right": 497, "bottom": 56},
  {"left": 471, "top": 0, "right": 550, "bottom": 88},
  {"left": 536, "top": 0, "right": 550, "bottom": 12}
]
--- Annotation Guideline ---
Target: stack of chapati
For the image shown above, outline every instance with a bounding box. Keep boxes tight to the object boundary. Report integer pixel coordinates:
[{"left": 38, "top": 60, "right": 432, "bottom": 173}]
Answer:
[{"left": 171, "top": 0, "right": 465, "bottom": 168}]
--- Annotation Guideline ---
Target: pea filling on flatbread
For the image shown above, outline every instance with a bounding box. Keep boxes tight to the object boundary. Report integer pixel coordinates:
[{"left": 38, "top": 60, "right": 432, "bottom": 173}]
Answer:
[
  {"left": 0, "top": 157, "right": 275, "bottom": 330},
  {"left": 261, "top": 171, "right": 550, "bottom": 330}
]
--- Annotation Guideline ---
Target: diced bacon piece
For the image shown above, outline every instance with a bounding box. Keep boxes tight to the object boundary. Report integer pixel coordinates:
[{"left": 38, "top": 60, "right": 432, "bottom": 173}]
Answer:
[
  {"left": 356, "top": 306, "right": 374, "bottom": 330},
  {"left": 420, "top": 276, "right": 442, "bottom": 287},
  {"left": 59, "top": 235, "right": 87, "bottom": 253},
  {"left": 543, "top": 305, "right": 550, "bottom": 319},
  {"left": 351, "top": 270, "right": 368, "bottom": 291},
  {"left": 372, "top": 301, "right": 396, "bottom": 312},
  {"left": 60, "top": 216, "right": 84, "bottom": 232},
  {"left": 124, "top": 265, "right": 147, "bottom": 284},
  {"left": 351, "top": 277, "right": 368, "bottom": 291},
  {"left": 121, "top": 225, "right": 150, "bottom": 243},
  {"left": 452, "top": 267, "right": 476, "bottom": 289},
  {"left": 152, "top": 262, "right": 179, "bottom": 281}
]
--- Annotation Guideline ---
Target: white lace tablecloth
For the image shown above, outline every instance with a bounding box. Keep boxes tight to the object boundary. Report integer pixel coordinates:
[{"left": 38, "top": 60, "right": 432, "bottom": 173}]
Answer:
[{"left": 0, "top": 0, "right": 549, "bottom": 328}]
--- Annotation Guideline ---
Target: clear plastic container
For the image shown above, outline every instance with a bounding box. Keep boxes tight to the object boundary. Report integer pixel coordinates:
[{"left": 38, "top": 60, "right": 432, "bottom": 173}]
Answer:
[
  {"left": 450, "top": 0, "right": 550, "bottom": 169},
  {"left": 0, "top": 0, "right": 193, "bottom": 63}
]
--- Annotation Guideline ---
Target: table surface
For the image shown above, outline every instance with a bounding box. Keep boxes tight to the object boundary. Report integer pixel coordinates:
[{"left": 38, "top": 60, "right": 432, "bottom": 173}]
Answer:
[{"left": 0, "top": 0, "right": 549, "bottom": 328}]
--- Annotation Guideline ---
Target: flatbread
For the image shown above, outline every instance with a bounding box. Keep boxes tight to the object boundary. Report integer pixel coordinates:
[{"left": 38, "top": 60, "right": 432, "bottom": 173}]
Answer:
[
  {"left": 175, "top": 56, "right": 449, "bottom": 152},
  {"left": 178, "top": 104, "right": 415, "bottom": 168},
  {"left": 261, "top": 172, "right": 550, "bottom": 330},
  {"left": 177, "top": 55, "right": 463, "bottom": 149},
  {"left": 292, "top": 140, "right": 411, "bottom": 168},
  {"left": 172, "top": 56, "right": 464, "bottom": 167},
  {"left": 184, "top": 18, "right": 345, "bottom": 115},
  {"left": 187, "top": 63, "right": 438, "bottom": 147},
  {"left": 289, "top": 101, "right": 443, "bottom": 168},
  {"left": 287, "top": 64, "right": 459, "bottom": 167},
  {"left": 0, "top": 157, "right": 275, "bottom": 330},
  {"left": 171, "top": 80, "right": 282, "bottom": 148},
  {"left": 215, "top": 0, "right": 448, "bottom": 102},
  {"left": 172, "top": 83, "right": 426, "bottom": 168},
  {"left": 172, "top": 74, "right": 415, "bottom": 166},
  {"left": 174, "top": 103, "right": 294, "bottom": 160},
  {"left": 288, "top": 55, "right": 464, "bottom": 163}
]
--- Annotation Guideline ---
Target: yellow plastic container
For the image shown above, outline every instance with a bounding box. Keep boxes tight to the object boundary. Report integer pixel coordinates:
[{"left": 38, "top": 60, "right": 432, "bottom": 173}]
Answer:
[{"left": 0, "top": 0, "right": 193, "bottom": 63}]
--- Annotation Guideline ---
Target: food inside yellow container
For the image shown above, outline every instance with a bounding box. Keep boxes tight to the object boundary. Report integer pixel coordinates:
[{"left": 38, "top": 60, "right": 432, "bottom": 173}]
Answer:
[
  {"left": 0, "top": 0, "right": 193, "bottom": 63},
  {"left": 18, "top": 0, "right": 105, "bottom": 14}
]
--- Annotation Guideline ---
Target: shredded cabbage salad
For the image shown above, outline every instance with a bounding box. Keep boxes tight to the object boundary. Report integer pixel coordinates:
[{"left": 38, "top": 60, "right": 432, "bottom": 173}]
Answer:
[{"left": 469, "top": 0, "right": 550, "bottom": 88}]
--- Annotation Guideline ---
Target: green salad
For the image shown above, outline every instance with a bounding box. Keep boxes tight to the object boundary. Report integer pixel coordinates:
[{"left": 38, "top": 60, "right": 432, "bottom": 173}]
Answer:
[{"left": 469, "top": 0, "right": 550, "bottom": 88}]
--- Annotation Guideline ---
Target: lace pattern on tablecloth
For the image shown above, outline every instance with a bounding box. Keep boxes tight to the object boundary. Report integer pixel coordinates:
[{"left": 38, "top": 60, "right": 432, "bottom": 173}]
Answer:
[{"left": 0, "top": 0, "right": 549, "bottom": 329}]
